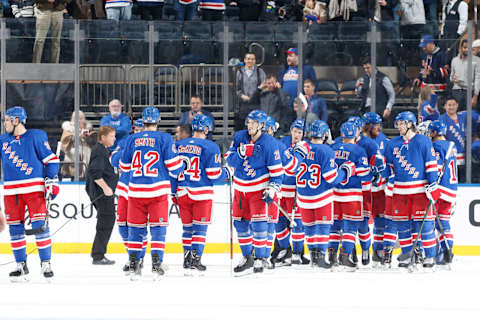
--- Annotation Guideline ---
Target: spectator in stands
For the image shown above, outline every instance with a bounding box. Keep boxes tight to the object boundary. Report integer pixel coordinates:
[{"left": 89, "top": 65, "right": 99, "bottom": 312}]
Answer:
[
  {"left": 91, "top": 0, "right": 106, "bottom": 18},
  {"left": 10, "top": 0, "right": 34, "bottom": 18},
  {"left": 67, "top": 0, "right": 93, "bottom": 18},
  {"left": 303, "top": 0, "right": 327, "bottom": 25},
  {"left": 175, "top": 124, "right": 192, "bottom": 141},
  {"left": 473, "top": 39, "right": 480, "bottom": 57},
  {"left": 105, "top": 0, "right": 132, "bottom": 20},
  {"left": 302, "top": 78, "right": 328, "bottom": 122},
  {"left": 356, "top": 57, "right": 396, "bottom": 120},
  {"left": 32, "top": 0, "right": 70, "bottom": 64},
  {"left": 398, "top": 0, "right": 426, "bottom": 43},
  {"left": 417, "top": 85, "right": 439, "bottom": 122},
  {"left": 423, "top": 0, "right": 438, "bottom": 39},
  {"left": 174, "top": 0, "right": 197, "bottom": 21},
  {"left": 329, "top": 0, "right": 372, "bottom": 21},
  {"left": 450, "top": 40, "right": 480, "bottom": 111},
  {"left": 178, "top": 95, "right": 216, "bottom": 140},
  {"left": 251, "top": 75, "right": 291, "bottom": 133},
  {"left": 278, "top": 0, "right": 304, "bottom": 21},
  {"left": 60, "top": 111, "right": 95, "bottom": 180},
  {"left": 377, "top": 0, "right": 400, "bottom": 66},
  {"left": 235, "top": 0, "right": 263, "bottom": 21},
  {"left": 199, "top": 0, "right": 225, "bottom": 20},
  {"left": 100, "top": 99, "right": 131, "bottom": 150},
  {"left": 413, "top": 36, "right": 450, "bottom": 96},
  {"left": 277, "top": 47, "right": 317, "bottom": 108},
  {"left": 235, "top": 52, "right": 266, "bottom": 130},
  {"left": 137, "top": 0, "right": 164, "bottom": 20},
  {"left": 441, "top": 0, "right": 468, "bottom": 43}
]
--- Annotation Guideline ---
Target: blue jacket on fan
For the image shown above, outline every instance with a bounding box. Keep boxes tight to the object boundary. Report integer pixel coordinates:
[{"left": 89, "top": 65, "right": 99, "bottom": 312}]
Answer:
[{"left": 100, "top": 113, "right": 131, "bottom": 150}]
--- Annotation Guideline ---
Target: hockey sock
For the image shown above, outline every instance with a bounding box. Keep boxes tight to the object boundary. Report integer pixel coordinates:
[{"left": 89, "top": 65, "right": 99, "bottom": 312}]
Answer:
[
  {"left": 234, "top": 220, "right": 252, "bottom": 257},
  {"left": 291, "top": 218, "right": 305, "bottom": 253},
  {"left": 358, "top": 217, "right": 371, "bottom": 252},
  {"left": 383, "top": 219, "right": 397, "bottom": 249},
  {"left": 33, "top": 221, "right": 51, "bottom": 261},
  {"left": 317, "top": 224, "right": 330, "bottom": 255},
  {"left": 150, "top": 226, "right": 167, "bottom": 262},
  {"left": 118, "top": 223, "right": 129, "bottom": 252},
  {"left": 328, "top": 219, "right": 343, "bottom": 251},
  {"left": 266, "top": 222, "right": 275, "bottom": 256},
  {"left": 192, "top": 224, "right": 208, "bottom": 256},
  {"left": 436, "top": 219, "right": 453, "bottom": 250},
  {"left": 140, "top": 231, "right": 148, "bottom": 260},
  {"left": 275, "top": 216, "right": 291, "bottom": 249},
  {"left": 397, "top": 221, "right": 412, "bottom": 255},
  {"left": 182, "top": 225, "right": 193, "bottom": 252},
  {"left": 415, "top": 220, "right": 436, "bottom": 258},
  {"left": 341, "top": 221, "right": 359, "bottom": 255},
  {"left": 9, "top": 223, "right": 27, "bottom": 263},
  {"left": 304, "top": 225, "right": 316, "bottom": 252},
  {"left": 372, "top": 217, "right": 385, "bottom": 251},
  {"left": 251, "top": 221, "right": 268, "bottom": 259},
  {"left": 128, "top": 226, "right": 147, "bottom": 261}
]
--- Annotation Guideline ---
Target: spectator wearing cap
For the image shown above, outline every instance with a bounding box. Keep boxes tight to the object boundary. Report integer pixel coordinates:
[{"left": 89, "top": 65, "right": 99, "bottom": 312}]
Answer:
[
  {"left": 178, "top": 95, "right": 216, "bottom": 140},
  {"left": 413, "top": 35, "right": 451, "bottom": 97},
  {"left": 441, "top": 0, "right": 468, "bottom": 43},
  {"left": 277, "top": 47, "right": 318, "bottom": 108},
  {"left": 450, "top": 39, "right": 480, "bottom": 110},
  {"left": 235, "top": 52, "right": 266, "bottom": 130},
  {"left": 398, "top": 0, "right": 426, "bottom": 43},
  {"left": 100, "top": 99, "right": 131, "bottom": 150},
  {"left": 356, "top": 56, "right": 396, "bottom": 120},
  {"left": 473, "top": 39, "right": 480, "bottom": 57}
]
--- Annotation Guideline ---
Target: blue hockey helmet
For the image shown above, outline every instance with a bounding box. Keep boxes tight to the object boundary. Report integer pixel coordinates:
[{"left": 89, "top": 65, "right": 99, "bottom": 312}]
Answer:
[
  {"left": 310, "top": 120, "right": 329, "bottom": 138},
  {"left": 142, "top": 107, "right": 161, "bottom": 124},
  {"left": 347, "top": 116, "right": 365, "bottom": 129},
  {"left": 290, "top": 118, "right": 308, "bottom": 133},
  {"left": 428, "top": 120, "right": 447, "bottom": 136},
  {"left": 245, "top": 110, "right": 268, "bottom": 128},
  {"left": 133, "top": 119, "right": 144, "bottom": 128},
  {"left": 6, "top": 106, "right": 27, "bottom": 123},
  {"left": 362, "top": 112, "right": 382, "bottom": 125},
  {"left": 265, "top": 115, "right": 279, "bottom": 133},
  {"left": 340, "top": 121, "right": 357, "bottom": 139},
  {"left": 192, "top": 114, "right": 213, "bottom": 132},
  {"left": 394, "top": 111, "right": 416, "bottom": 128}
]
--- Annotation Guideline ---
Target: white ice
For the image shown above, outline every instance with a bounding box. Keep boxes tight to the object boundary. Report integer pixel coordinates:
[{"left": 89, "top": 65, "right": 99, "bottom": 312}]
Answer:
[{"left": 0, "top": 253, "right": 479, "bottom": 320}]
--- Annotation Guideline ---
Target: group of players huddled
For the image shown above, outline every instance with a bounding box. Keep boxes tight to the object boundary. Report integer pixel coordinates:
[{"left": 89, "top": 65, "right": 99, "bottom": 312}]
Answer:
[{"left": 0, "top": 104, "right": 457, "bottom": 281}]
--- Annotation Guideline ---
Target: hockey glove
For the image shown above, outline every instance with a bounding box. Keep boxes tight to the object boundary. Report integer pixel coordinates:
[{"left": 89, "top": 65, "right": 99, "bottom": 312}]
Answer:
[
  {"left": 44, "top": 176, "right": 60, "bottom": 200},
  {"left": 171, "top": 195, "right": 178, "bottom": 206},
  {"left": 237, "top": 143, "right": 255, "bottom": 159},
  {"left": 294, "top": 141, "right": 311, "bottom": 159},
  {"left": 425, "top": 182, "right": 441, "bottom": 202},
  {"left": 371, "top": 154, "right": 386, "bottom": 174},
  {"left": 262, "top": 183, "right": 280, "bottom": 204},
  {"left": 223, "top": 166, "right": 234, "bottom": 181},
  {"left": 340, "top": 161, "right": 356, "bottom": 185}
]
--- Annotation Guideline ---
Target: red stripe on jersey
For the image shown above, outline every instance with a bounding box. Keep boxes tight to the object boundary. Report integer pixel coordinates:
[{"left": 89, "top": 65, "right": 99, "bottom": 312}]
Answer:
[
  {"left": 36, "top": 239, "right": 51, "bottom": 247},
  {"left": 129, "top": 184, "right": 170, "bottom": 192},
  {"left": 4, "top": 181, "right": 44, "bottom": 190},
  {"left": 234, "top": 176, "right": 270, "bottom": 187},
  {"left": 11, "top": 240, "right": 27, "bottom": 249},
  {"left": 298, "top": 191, "right": 333, "bottom": 203},
  {"left": 166, "top": 158, "right": 182, "bottom": 169},
  {"left": 394, "top": 183, "right": 425, "bottom": 189}
]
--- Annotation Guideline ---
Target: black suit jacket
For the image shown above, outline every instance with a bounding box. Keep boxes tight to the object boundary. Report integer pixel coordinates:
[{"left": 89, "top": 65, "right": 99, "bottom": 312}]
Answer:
[{"left": 85, "top": 142, "right": 118, "bottom": 202}]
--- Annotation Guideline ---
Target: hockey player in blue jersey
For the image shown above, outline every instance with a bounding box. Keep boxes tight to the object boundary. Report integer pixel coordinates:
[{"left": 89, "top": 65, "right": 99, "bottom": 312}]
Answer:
[
  {"left": 120, "top": 107, "right": 185, "bottom": 280},
  {"left": 330, "top": 122, "right": 371, "bottom": 271},
  {"left": 226, "top": 110, "right": 284, "bottom": 275},
  {"left": 1, "top": 106, "right": 60, "bottom": 281},
  {"left": 173, "top": 114, "right": 227, "bottom": 274},
  {"left": 428, "top": 121, "right": 457, "bottom": 267},
  {"left": 264, "top": 115, "right": 302, "bottom": 268},
  {"left": 383, "top": 111, "right": 441, "bottom": 269},
  {"left": 276, "top": 119, "right": 311, "bottom": 265},
  {"left": 297, "top": 120, "right": 355, "bottom": 268}
]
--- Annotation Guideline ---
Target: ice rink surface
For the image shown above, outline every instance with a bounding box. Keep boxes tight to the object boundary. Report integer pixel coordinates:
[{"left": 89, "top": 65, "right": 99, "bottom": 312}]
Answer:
[{"left": 0, "top": 253, "right": 479, "bottom": 320}]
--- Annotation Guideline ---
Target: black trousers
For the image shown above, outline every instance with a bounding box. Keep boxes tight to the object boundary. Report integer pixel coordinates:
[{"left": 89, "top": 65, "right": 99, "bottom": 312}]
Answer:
[
  {"left": 138, "top": 5, "right": 164, "bottom": 20},
  {"left": 201, "top": 9, "right": 224, "bottom": 21},
  {"left": 91, "top": 196, "right": 116, "bottom": 260}
]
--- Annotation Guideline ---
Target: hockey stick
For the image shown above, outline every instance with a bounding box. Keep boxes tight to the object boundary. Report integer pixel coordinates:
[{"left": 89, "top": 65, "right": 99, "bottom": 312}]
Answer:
[
  {"left": 228, "top": 169, "right": 234, "bottom": 275},
  {"left": 431, "top": 199, "right": 454, "bottom": 264},
  {"left": 271, "top": 199, "right": 297, "bottom": 227},
  {"left": 25, "top": 197, "right": 51, "bottom": 236}
]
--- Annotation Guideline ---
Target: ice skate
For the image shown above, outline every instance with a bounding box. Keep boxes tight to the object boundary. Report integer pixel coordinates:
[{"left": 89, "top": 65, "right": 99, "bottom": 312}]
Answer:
[
  {"left": 328, "top": 248, "right": 339, "bottom": 270},
  {"left": 253, "top": 258, "right": 264, "bottom": 274},
  {"left": 361, "top": 250, "right": 370, "bottom": 266},
  {"left": 272, "top": 247, "right": 292, "bottom": 267},
  {"left": 312, "top": 250, "right": 331, "bottom": 270},
  {"left": 122, "top": 261, "right": 130, "bottom": 276},
  {"left": 382, "top": 246, "right": 393, "bottom": 269},
  {"left": 190, "top": 250, "right": 206, "bottom": 275},
  {"left": 128, "top": 253, "right": 141, "bottom": 281},
  {"left": 262, "top": 258, "right": 275, "bottom": 270},
  {"left": 9, "top": 262, "right": 29, "bottom": 283},
  {"left": 339, "top": 248, "right": 357, "bottom": 272},
  {"left": 372, "top": 250, "right": 384, "bottom": 268},
  {"left": 233, "top": 255, "right": 254, "bottom": 276},
  {"left": 437, "top": 249, "right": 453, "bottom": 270},
  {"left": 40, "top": 260, "right": 54, "bottom": 282},
  {"left": 422, "top": 257, "right": 435, "bottom": 272},
  {"left": 183, "top": 250, "right": 192, "bottom": 276},
  {"left": 151, "top": 254, "right": 165, "bottom": 280}
]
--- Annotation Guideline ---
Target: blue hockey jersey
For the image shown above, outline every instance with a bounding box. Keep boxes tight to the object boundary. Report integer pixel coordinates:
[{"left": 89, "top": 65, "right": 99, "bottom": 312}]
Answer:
[
  {"left": 226, "top": 130, "right": 283, "bottom": 193},
  {"left": 332, "top": 142, "right": 371, "bottom": 203},
  {"left": 296, "top": 142, "right": 346, "bottom": 210},
  {"left": 384, "top": 134, "right": 438, "bottom": 195},
  {"left": 372, "top": 132, "right": 389, "bottom": 192},
  {"left": 0, "top": 129, "right": 59, "bottom": 196},
  {"left": 110, "top": 137, "right": 130, "bottom": 199},
  {"left": 279, "top": 135, "right": 300, "bottom": 198},
  {"left": 120, "top": 130, "right": 183, "bottom": 198},
  {"left": 433, "top": 140, "right": 457, "bottom": 203},
  {"left": 419, "top": 94, "right": 439, "bottom": 123},
  {"left": 277, "top": 138, "right": 301, "bottom": 198},
  {"left": 173, "top": 137, "right": 226, "bottom": 201}
]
